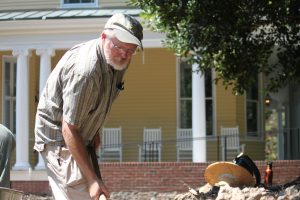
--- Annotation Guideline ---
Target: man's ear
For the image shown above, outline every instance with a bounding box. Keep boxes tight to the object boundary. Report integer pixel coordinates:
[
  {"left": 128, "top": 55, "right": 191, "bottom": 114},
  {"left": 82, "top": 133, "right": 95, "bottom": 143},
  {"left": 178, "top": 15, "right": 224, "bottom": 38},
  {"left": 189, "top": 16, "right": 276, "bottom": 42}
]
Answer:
[{"left": 101, "top": 32, "right": 106, "bottom": 40}]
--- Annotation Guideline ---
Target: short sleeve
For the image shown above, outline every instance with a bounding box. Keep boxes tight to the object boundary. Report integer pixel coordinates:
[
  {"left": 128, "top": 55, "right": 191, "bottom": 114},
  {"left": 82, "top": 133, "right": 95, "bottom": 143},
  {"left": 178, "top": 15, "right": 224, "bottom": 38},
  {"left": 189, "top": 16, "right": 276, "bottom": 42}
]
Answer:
[{"left": 62, "top": 72, "right": 98, "bottom": 126}]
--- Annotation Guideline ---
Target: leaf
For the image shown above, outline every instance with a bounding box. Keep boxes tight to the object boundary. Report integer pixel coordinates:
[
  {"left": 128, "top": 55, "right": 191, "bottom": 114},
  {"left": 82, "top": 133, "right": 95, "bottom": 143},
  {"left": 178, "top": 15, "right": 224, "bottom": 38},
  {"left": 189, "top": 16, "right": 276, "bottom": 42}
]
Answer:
[{"left": 128, "top": 0, "right": 300, "bottom": 93}]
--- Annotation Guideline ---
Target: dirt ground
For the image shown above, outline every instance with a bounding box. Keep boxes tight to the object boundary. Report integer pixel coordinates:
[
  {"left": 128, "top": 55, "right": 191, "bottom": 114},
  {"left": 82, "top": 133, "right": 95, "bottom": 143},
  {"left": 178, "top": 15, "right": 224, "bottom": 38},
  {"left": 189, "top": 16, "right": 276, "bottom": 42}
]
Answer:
[{"left": 2, "top": 177, "right": 300, "bottom": 200}]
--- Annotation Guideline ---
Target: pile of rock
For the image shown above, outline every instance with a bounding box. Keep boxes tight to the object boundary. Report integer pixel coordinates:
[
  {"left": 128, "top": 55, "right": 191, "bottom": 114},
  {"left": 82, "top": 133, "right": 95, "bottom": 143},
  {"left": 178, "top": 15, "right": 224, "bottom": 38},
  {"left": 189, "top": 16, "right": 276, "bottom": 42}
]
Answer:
[
  {"left": 174, "top": 177, "right": 300, "bottom": 200},
  {"left": 0, "top": 187, "right": 52, "bottom": 200},
  {"left": 3, "top": 177, "right": 300, "bottom": 200},
  {"left": 110, "top": 191, "right": 178, "bottom": 200}
]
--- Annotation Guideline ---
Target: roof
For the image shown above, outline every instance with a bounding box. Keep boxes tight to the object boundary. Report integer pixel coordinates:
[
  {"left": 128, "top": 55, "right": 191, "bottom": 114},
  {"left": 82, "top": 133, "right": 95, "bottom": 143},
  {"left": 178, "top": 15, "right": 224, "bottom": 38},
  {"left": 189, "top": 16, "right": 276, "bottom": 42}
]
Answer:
[{"left": 0, "top": 8, "right": 141, "bottom": 21}]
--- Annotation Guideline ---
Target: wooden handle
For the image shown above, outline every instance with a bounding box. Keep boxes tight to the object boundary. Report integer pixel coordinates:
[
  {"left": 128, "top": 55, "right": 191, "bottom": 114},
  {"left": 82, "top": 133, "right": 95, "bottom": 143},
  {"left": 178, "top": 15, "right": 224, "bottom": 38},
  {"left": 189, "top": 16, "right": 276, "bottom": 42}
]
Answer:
[{"left": 99, "top": 194, "right": 107, "bottom": 200}]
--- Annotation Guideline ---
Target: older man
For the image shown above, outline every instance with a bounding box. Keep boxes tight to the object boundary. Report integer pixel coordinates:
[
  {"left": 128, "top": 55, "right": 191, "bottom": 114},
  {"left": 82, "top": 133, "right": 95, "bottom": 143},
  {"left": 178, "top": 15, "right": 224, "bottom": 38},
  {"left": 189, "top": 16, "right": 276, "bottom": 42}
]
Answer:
[{"left": 34, "top": 13, "right": 143, "bottom": 200}]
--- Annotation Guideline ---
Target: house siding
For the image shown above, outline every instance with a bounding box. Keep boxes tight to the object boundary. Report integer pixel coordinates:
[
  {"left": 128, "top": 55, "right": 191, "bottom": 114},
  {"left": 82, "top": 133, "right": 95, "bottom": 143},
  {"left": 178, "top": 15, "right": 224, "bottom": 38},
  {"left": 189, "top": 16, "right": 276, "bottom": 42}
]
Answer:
[
  {"left": 0, "top": 0, "right": 266, "bottom": 163},
  {"left": 1, "top": 47, "right": 179, "bottom": 163},
  {"left": 0, "top": 0, "right": 59, "bottom": 11},
  {"left": 207, "top": 140, "right": 220, "bottom": 161},
  {"left": 244, "top": 141, "right": 265, "bottom": 160},
  {"left": 28, "top": 51, "right": 39, "bottom": 165},
  {"left": 1, "top": 44, "right": 266, "bottom": 164},
  {"left": 0, "top": 0, "right": 128, "bottom": 11},
  {"left": 105, "top": 48, "right": 178, "bottom": 161},
  {"left": 214, "top": 80, "right": 265, "bottom": 160},
  {"left": 216, "top": 83, "right": 240, "bottom": 132},
  {"left": 236, "top": 95, "right": 246, "bottom": 134},
  {"left": 100, "top": 0, "right": 127, "bottom": 8}
]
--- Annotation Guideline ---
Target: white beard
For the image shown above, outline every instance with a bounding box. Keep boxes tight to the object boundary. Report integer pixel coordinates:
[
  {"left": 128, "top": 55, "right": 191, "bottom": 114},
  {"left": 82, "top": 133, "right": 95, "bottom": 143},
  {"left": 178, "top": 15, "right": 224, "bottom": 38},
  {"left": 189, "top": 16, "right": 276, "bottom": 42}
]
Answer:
[
  {"left": 103, "top": 46, "right": 128, "bottom": 71},
  {"left": 107, "top": 57, "right": 127, "bottom": 71}
]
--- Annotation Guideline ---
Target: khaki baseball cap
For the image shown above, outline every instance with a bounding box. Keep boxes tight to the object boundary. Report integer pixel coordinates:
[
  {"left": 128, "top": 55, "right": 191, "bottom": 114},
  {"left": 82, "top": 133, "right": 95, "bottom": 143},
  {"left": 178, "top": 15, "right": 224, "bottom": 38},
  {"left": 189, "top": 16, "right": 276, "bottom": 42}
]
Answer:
[{"left": 105, "top": 13, "right": 143, "bottom": 49}]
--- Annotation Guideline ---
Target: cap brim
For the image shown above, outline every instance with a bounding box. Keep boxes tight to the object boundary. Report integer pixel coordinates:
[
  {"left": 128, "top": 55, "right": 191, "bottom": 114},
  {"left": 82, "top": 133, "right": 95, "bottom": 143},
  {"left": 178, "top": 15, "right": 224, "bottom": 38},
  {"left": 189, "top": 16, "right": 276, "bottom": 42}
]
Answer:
[
  {"left": 204, "top": 162, "right": 255, "bottom": 187},
  {"left": 113, "top": 28, "right": 143, "bottom": 50}
]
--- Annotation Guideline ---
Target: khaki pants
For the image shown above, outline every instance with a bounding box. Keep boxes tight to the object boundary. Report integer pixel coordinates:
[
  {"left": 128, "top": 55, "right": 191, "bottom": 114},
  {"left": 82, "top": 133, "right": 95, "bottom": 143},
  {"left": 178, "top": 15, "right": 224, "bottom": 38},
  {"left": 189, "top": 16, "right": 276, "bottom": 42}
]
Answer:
[{"left": 41, "top": 145, "right": 92, "bottom": 200}]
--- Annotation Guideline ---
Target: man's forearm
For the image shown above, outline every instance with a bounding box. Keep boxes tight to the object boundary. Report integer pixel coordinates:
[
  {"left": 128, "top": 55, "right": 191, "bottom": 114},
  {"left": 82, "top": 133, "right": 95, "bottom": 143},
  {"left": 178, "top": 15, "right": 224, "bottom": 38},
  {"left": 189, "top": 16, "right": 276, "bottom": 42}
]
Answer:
[
  {"left": 61, "top": 119, "right": 110, "bottom": 199},
  {"left": 61, "top": 120, "right": 97, "bottom": 183}
]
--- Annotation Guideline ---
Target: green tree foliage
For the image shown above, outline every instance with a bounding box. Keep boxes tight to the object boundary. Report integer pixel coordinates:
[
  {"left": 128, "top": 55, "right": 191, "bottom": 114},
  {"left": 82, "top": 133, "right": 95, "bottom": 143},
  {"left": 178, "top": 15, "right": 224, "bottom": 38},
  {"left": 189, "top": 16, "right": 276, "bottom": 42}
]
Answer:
[{"left": 129, "top": 0, "right": 300, "bottom": 94}]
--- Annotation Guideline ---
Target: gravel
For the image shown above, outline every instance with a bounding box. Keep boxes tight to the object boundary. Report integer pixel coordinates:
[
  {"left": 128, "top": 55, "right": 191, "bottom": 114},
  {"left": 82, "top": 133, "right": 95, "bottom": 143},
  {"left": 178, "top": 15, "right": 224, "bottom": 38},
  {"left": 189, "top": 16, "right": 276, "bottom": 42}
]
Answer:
[{"left": 4, "top": 177, "right": 300, "bottom": 200}]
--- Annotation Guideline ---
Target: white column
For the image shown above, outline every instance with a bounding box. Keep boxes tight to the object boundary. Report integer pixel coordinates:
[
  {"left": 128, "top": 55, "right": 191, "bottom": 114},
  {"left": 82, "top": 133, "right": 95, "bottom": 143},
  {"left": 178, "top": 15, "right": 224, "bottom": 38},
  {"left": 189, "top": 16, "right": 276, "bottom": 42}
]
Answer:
[
  {"left": 192, "top": 63, "right": 207, "bottom": 162},
  {"left": 12, "top": 48, "right": 31, "bottom": 170},
  {"left": 35, "top": 48, "right": 55, "bottom": 170}
]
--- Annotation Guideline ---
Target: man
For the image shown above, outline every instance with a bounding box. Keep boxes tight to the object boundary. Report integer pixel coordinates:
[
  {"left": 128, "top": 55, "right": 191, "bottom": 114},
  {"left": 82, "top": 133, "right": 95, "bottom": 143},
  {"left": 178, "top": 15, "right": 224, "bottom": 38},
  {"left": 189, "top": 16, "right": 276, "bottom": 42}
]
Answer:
[
  {"left": 0, "top": 124, "right": 15, "bottom": 188},
  {"left": 34, "top": 13, "right": 143, "bottom": 200}
]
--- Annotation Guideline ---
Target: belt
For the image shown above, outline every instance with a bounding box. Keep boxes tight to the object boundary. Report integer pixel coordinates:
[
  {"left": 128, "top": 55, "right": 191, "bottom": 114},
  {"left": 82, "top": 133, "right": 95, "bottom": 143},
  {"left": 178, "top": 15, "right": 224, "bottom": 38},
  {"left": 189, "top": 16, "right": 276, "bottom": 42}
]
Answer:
[{"left": 46, "top": 140, "right": 66, "bottom": 147}]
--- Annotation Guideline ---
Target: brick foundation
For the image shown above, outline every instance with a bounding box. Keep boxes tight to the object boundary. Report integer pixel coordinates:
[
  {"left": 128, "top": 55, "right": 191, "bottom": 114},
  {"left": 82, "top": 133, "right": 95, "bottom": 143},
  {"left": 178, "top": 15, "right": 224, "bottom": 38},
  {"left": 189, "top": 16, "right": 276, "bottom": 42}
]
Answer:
[
  {"left": 11, "top": 160, "right": 300, "bottom": 196},
  {"left": 10, "top": 181, "right": 52, "bottom": 196}
]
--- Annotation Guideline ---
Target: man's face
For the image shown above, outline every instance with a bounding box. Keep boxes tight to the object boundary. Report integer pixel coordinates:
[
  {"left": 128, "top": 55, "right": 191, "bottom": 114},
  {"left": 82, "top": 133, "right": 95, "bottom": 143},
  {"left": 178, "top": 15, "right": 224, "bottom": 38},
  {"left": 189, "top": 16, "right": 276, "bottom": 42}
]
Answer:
[{"left": 103, "top": 35, "right": 138, "bottom": 71}]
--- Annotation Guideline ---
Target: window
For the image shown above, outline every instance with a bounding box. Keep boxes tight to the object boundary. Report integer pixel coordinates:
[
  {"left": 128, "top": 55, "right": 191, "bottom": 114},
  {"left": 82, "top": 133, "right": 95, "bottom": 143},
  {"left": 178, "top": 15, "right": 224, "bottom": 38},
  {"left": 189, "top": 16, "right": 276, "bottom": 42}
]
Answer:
[
  {"left": 246, "top": 77, "right": 259, "bottom": 137},
  {"left": 2, "top": 57, "right": 17, "bottom": 133},
  {"left": 179, "top": 60, "right": 213, "bottom": 135},
  {"left": 61, "top": 0, "right": 97, "bottom": 8},
  {"left": 179, "top": 61, "right": 192, "bottom": 128},
  {"left": 205, "top": 69, "right": 213, "bottom": 135}
]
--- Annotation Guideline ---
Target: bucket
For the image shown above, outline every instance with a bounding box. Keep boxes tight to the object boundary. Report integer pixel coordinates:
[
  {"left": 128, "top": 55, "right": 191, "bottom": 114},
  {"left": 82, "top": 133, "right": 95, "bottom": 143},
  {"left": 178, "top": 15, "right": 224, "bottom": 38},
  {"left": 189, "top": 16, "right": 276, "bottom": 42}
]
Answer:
[
  {"left": 0, "top": 187, "right": 51, "bottom": 200},
  {"left": 0, "top": 187, "right": 27, "bottom": 200}
]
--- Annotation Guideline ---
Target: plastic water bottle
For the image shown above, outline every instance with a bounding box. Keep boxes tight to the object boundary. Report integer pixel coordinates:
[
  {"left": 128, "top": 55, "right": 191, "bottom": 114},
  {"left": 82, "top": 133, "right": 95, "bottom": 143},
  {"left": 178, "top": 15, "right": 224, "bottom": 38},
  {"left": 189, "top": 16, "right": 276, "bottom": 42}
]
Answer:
[{"left": 264, "top": 161, "right": 273, "bottom": 186}]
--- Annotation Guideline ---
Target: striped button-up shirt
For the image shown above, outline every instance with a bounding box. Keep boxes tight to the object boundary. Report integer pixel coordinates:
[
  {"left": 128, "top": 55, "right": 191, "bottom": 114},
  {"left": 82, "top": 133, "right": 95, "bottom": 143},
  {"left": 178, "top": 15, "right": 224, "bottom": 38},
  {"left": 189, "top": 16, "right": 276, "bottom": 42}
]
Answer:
[{"left": 34, "top": 39, "right": 126, "bottom": 151}]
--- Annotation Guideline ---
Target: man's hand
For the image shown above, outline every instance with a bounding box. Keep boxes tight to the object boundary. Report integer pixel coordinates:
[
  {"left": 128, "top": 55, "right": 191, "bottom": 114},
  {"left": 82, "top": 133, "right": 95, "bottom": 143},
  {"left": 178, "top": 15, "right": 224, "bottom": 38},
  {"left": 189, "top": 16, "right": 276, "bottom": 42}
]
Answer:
[
  {"left": 88, "top": 179, "right": 110, "bottom": 200},
  {"left": 62, "top": 120, "right": 109, "bottom": 199},
  {"left": 99, "top": 194, "right": 107, "bottom": 200}
]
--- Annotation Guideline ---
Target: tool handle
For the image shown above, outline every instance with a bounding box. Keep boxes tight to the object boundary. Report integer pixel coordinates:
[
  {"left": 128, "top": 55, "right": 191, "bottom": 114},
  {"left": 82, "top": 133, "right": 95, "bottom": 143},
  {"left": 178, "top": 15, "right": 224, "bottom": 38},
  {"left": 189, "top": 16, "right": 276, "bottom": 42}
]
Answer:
[{"left": 99, "top": 194, "right": 107, "bottom": 200}]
